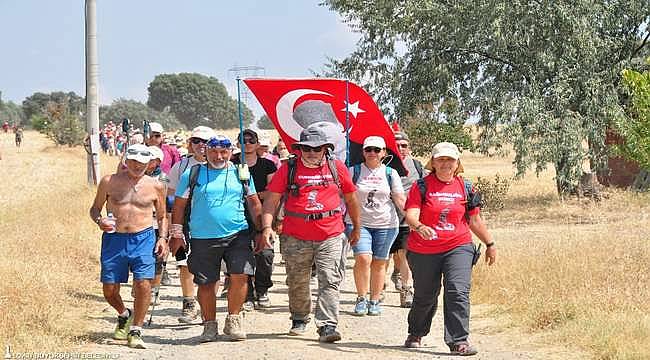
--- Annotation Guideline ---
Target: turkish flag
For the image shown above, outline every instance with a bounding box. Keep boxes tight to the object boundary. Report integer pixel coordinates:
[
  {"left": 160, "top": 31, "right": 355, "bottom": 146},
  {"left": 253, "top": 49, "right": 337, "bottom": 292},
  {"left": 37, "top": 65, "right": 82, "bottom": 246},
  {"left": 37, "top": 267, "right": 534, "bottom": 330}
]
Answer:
[{"left": 243, "top": 78, "right": 406, "bottom": 175}]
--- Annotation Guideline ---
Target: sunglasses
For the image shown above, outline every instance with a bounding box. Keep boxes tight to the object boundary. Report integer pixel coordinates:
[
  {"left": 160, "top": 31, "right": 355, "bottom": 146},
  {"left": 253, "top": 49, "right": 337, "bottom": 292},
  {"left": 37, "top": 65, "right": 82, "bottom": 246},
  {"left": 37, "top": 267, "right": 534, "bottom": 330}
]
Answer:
[
  {"left": 207, "top": 137, "right": 232, "bottom": 149},
  {"left": 300, "top": 145, "right": 324, "bottom": 153},
  {"left": 151, "top": 133, "right": 162, "bottom": 138},
  {"left": 364, "top": 147, "right": 383, "bottom": 153},
  {"left": 190, "top": 138, "right": 207, "bottom": 145},
  {"left": 398, "top": 143, "right": 409, "bottom": 148},
  {"left": 243, "top": 138, "right": 257, "bottom": 144},
  {"left": 126, "top": 149, "right": 152, "bottom": 157}
]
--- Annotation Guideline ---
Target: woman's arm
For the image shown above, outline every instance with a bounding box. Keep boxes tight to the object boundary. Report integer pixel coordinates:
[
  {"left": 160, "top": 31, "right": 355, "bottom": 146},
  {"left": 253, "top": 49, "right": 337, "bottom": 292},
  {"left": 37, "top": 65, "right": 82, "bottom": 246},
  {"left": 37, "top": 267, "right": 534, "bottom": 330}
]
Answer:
[{"left": 469, "top": 213, "right": 496, "bottom": 265}]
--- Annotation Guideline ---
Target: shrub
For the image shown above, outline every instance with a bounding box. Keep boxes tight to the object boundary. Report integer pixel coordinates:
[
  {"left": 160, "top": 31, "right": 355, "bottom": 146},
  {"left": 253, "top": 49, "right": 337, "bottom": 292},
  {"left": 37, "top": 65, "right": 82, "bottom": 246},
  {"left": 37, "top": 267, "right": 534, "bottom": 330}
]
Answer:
[{"left": 475, "top": 174, "right": 511, "bottom": 212}]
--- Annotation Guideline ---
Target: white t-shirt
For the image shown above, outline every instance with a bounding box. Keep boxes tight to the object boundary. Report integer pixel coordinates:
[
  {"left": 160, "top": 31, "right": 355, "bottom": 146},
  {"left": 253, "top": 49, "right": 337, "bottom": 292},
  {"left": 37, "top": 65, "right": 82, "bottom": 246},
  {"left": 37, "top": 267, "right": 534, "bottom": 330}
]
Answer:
[
  {"left": 346, "top": 163, "right": 404, "bottom": 228},
  {"left": 167, "top": 156, "right": 204, "bottom": 191}
]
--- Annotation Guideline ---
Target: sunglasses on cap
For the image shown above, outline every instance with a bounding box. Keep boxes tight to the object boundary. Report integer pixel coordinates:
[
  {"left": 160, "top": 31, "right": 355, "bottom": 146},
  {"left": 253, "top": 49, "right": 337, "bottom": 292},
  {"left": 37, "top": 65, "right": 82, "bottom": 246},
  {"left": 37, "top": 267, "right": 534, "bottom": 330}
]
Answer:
[
  {"left": 207, "top": 137, "right": 232, "bottom": 149},
  {"left": 364, "top": 147, "right": 383, "bottom": 153},
  {"left": 190, "top": 137, "right": 207, "bottom": 145},
  {"left": 126, "top": 148, "right": 152, "bottom": 157},
  {"left": 300, "top": 145, "right": 324, "bottom": 153}
]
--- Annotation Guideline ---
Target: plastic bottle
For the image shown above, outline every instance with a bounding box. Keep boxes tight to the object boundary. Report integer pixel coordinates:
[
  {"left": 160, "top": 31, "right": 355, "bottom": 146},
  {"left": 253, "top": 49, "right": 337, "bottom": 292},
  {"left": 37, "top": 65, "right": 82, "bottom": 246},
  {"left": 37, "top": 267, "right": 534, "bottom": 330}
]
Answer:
[{"left": 106, "top": 212, "right": 117, "bottom": 233}]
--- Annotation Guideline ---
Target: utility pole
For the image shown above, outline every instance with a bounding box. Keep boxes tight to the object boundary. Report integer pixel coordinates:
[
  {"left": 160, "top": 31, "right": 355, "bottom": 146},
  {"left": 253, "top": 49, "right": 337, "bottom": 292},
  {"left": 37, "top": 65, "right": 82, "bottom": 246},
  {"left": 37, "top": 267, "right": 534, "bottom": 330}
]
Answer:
[{"left": 85, "top": 0, "right": 100, "bottom": 185}]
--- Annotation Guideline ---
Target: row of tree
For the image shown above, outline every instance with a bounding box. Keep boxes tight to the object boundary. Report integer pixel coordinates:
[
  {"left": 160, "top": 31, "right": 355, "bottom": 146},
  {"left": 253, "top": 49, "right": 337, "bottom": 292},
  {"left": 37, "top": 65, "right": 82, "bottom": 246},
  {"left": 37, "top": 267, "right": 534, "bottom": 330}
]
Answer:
[{"left": 322, "top": 0, "right": 650, "bottom": 195}]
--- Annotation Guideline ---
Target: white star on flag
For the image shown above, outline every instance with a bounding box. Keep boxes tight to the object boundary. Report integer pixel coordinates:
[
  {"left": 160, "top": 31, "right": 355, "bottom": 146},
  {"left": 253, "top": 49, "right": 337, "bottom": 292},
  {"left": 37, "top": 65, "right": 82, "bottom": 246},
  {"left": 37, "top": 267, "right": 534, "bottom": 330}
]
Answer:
[{"left": 341, "top": 101, "right": 365, "bottom": 118}]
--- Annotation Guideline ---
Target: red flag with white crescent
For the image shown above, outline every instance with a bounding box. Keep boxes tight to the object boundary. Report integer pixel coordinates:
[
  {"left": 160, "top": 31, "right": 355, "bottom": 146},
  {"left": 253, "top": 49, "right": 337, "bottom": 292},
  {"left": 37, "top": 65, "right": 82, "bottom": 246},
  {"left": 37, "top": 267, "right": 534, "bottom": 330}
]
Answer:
[{"left": 243, "top": 78, "right": 406, "bottom": 175}]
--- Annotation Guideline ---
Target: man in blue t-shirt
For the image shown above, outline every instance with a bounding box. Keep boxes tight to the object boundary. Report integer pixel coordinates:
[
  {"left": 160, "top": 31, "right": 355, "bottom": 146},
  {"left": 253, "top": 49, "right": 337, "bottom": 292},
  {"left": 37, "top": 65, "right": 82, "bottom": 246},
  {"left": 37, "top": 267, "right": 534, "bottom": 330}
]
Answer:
[{"left": 169, "top": 135, "right": 268, "bottom": 343}]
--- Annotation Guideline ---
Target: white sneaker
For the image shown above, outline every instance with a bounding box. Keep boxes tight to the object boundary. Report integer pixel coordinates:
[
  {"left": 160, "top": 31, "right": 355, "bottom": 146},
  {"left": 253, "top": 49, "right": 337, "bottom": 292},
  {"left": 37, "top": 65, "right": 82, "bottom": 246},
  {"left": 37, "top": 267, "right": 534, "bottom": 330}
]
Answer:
[{"left": 223, "top": 314, "right": 246, "bottom": 341}]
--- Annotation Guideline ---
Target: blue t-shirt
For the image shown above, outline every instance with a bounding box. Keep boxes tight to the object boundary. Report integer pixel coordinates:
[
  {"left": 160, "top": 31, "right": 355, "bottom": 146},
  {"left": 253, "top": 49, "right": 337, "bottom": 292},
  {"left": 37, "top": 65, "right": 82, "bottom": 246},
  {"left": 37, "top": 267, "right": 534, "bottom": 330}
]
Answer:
[{"left": 175, "top": 163, "right": 257, "bottom": 239}]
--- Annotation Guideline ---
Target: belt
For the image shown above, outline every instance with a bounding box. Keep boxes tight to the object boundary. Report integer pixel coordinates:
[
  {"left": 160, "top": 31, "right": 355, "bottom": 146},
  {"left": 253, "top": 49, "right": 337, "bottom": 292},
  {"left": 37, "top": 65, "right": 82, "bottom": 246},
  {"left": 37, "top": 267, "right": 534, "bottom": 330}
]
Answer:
[{"left": 284, "top": 207, "right": 342, "bottom": 222}]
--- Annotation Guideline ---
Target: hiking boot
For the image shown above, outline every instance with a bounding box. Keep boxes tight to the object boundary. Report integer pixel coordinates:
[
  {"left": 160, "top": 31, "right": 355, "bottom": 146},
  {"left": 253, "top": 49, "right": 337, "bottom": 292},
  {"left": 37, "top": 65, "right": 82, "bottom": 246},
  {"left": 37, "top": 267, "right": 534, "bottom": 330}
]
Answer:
[
  {"left": 242, "top": 300, "right": 255, "bottom": 312},
  {"left": 160, "top": 268, "right": 172, "bottom": 286},
  {"left": 289, "top": 320, "right": 308, "bottom": 335},
  {"left": 223, "top": 314, "right": 246, "bottom": 341},
  {"left": 367, "top": 300, "right": 382, "bottom": 316},
  {"left": 353, "top": 296, "right": 368, "bottom": 316},
  {"left": 390, "top": 271, "right": 402, "bottom": 292},
  {"left": 449, "top": 342, "right": 478, "bottom": 356},
  {"left": 127, "top": 329, "right": 145, "bottom": 349},
  {"left": 317, "top": 325, "right": 341, "bottom": 343},
  {"left": 113, "top": 309, "right": 132, "bottom": 340},
  {"left": 404, "top": 334, "right": 422, "bottom": 348},
  {"left": 256, "top": 292, "right": 271, "bottom": 309},
  {"left": 199, "top": 320, "right": 218, "bottom": 343},
  {"left": 400, "top": 286, "right": 414, "bottom": 308},
  {"left": 178, "top": 299, "right": 200, "bottom": 324}
]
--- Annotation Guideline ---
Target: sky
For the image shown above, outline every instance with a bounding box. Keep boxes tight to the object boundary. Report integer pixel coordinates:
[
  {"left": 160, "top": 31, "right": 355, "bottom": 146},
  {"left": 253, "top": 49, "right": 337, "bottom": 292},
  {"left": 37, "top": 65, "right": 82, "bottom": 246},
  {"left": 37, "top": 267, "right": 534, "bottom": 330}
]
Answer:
[{"left": 0, "top": 0, "right": 359, "bottom": 117}]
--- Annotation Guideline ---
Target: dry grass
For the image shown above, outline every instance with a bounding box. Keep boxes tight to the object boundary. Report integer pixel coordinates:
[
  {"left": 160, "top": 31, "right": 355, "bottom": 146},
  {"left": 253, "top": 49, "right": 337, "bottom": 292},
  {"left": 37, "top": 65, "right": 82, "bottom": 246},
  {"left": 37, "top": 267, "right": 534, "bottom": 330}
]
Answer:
[{"left": 1, "top": 131, "right": 649, "bottom": 359}]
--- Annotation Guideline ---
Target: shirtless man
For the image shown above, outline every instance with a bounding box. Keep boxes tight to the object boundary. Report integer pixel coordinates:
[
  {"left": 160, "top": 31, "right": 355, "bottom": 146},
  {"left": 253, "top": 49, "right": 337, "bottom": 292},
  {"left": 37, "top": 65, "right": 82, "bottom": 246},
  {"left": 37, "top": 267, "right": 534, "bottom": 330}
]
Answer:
[{"left": 89, "top": 143, "right": 169, "bottom": 349}]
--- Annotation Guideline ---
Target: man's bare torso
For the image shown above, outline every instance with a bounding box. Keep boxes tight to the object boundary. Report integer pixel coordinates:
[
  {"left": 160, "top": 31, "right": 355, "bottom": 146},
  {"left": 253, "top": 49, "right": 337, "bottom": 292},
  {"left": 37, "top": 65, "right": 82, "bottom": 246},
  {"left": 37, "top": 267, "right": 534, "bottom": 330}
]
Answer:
[{"left": 105, "top": 173, "right": 162, "bottom": 233}]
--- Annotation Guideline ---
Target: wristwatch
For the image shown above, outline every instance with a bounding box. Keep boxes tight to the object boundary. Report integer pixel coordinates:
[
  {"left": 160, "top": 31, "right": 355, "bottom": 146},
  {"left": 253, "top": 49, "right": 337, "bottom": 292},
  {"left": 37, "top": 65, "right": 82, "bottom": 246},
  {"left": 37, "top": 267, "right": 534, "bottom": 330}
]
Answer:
[{"left": 486, "top": 241, "right": 495, "bottom": 248}]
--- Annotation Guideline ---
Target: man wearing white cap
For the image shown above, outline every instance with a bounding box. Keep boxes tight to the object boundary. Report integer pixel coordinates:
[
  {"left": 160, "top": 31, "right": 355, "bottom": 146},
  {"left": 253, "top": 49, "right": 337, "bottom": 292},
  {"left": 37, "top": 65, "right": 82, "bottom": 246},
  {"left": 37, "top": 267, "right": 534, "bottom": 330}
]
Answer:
[
  {"left": 89, "top": 143, "right": 169, "bottom": 349},
  {"left": 147, "top": 122, "right": 181, "bottom": 174},
  {"left": 166, "top": 126, "right": 216, "bottom": 323}
]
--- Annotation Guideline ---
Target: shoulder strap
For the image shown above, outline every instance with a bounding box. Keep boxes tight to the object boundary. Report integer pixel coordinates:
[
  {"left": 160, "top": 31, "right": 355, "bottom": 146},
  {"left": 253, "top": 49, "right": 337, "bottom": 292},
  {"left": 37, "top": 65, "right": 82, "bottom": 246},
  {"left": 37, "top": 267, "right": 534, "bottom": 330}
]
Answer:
[
  {"left": 413, "top": 159, "right": 424, "bottom": 178},
  {"left": 352, "top": 164, "right": 361, "bottom": 184},
  {"left": 417, "top": 178, "right": 427, "bottom": 204},
  {"left": 180, "top": 157, "right": 191, "bottom": 175},
  {"left": 386, "top": 166, "right": 393, "bottom": 190},
  {"left": 286, "top": 155, "right": 299, "bottom": 197},
  {"left": 461, "top": 177, "right": 473, "bottom": 221},
  {"left": 325, "top": 151, "right": 341, "bottom": 189},
  {"left": 184, "top": 164, "right": 202, "bottom": 227}
]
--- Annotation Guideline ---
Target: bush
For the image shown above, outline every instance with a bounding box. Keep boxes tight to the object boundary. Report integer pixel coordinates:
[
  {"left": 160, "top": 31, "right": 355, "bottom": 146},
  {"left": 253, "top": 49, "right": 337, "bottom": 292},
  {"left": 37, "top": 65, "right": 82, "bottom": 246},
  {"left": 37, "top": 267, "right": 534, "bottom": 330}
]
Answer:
[{"left": 474, "top": 174, "right": 511, "bottom": 212}]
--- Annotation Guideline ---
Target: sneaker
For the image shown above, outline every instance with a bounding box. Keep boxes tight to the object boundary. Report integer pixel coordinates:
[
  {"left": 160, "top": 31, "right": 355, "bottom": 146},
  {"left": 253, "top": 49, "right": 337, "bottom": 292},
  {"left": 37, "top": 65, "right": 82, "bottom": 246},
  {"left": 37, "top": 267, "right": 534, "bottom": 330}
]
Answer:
[
  {"left": 223, "top": 314, "right": 246, "bottom": 341},
  {"left": 400, "top": 286, "right": 414, "bottom": 308},
  {"left": 199, "top": 320, "right": 218, "bottom": 343},
  {"left": 113, "top": 310, "right": 132, "bottom": 340},
  {"left": 404, "top": 334, "right": 422, "bottom": 348},
  {"left": 367, "top": 300, "right": 382, "bottom": 316},
  {"left": 288, "top": 320, "right": 307, "bottom": 335},
  {"left": 353, "top": 296, "right": 368, "bottom": 316},
  {"left": 160, "top": 268, "right": 172, "bottom": 286},
  {"left": 317, "top": 325, "right": 341, "bottom": 343},
  {"left": 390, "top": 271, "right": 402, "bottom": 292},
  {"left": 127, "top": 329, "right": 145, "bottom": 349},
  {"left": 449, "top": 342, "right": 478, "bottom": 356},
  {"left": 242, "top": 300, "right": 255, "bottom": 312},
  {"left": 256, "top": 292, "right": 271, "bottom": 309},
  {"left": 178, "top": 299, "right": 200, "bottom": 324}
]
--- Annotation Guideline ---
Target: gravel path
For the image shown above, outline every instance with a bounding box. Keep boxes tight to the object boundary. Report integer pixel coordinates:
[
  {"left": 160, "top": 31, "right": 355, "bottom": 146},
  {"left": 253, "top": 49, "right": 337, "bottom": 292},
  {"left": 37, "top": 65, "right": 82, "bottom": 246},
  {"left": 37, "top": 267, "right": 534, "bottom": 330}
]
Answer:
[{"left": 85, "top": 249, "right": 585, "bottom": 360}]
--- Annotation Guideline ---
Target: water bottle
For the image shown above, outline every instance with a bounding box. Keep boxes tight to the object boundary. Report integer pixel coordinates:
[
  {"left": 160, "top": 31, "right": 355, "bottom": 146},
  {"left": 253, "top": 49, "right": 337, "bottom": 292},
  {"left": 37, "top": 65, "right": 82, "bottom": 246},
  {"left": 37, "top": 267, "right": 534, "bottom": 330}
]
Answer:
[{"left": 106, "top": 212, "right": 117, "bottom": 233}]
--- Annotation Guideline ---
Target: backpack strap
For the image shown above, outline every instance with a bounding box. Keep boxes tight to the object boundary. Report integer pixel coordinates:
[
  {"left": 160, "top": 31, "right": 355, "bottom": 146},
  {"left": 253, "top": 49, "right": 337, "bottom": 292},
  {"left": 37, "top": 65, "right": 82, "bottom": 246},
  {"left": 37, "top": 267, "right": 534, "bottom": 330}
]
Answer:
[
  {"left": 183, "top": 164, "right": 202, "bottom": 229},
  {"left": 413, "top": 159, "right": 424, "bottom": 178},
  {"left": 386, "top": 166, "right": 393, "bottom": 190},
  {"left": 417, "top": 178, "right": 427, "bottom": 204},
  {"left": 324, "top": 149, "right": 341, "bottom": 190},
  {"left": 286, "top": 155, "right": 299, "bottom": 196},
  {"left": 352, "top": 164, "right": 361, "bottom": 184},
  {"left": 461, "top": 177, "right": 477, "bottom": 222}
]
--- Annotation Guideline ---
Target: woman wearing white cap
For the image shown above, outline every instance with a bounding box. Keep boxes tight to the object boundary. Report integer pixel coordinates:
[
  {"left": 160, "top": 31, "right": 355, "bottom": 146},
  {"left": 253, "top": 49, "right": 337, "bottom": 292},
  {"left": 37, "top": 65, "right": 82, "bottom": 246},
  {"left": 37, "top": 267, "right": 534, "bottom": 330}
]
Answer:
[
  {"left": 402, "top": 142, "right": 496, "bottom": 356},
  {"left": 346, "top": 136, "right": 405, "bottom": 316}
]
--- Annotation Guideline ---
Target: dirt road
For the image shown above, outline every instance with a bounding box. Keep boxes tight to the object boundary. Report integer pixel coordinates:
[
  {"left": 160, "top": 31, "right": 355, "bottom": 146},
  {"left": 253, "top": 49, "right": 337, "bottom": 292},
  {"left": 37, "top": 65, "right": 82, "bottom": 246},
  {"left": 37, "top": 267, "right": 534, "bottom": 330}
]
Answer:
[{"left": 85, "top": 252, "right": 584, "bottom": 360}]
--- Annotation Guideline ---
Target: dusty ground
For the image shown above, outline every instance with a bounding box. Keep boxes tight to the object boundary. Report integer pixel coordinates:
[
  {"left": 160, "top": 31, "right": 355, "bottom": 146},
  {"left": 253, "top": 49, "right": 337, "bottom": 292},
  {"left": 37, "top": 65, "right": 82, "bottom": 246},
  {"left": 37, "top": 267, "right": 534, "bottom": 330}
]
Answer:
[{"left": 84, "top": 250, "right": 587, "bottom": 360}]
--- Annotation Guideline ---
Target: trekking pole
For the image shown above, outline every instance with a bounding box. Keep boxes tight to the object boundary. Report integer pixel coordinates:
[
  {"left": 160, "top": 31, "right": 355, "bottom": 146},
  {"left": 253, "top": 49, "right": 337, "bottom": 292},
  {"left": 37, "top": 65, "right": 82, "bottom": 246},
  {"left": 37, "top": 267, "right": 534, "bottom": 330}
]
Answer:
[{"left": 147, "top": 285, "right": 160, "bottom": 326}]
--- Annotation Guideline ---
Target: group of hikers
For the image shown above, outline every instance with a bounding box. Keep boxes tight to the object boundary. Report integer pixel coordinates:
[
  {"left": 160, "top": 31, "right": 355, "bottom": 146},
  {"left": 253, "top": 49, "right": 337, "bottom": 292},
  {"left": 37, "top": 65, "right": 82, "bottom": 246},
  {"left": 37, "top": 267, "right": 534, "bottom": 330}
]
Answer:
[{"left": 90, "top": 100, "right": 497, "bottom": 356}]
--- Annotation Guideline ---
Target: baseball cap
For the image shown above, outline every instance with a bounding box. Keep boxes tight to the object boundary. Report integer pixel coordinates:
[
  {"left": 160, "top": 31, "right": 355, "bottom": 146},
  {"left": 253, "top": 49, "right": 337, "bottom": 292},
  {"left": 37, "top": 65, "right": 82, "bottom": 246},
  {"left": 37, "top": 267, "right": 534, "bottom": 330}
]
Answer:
[
  {"left": 148, "top": 146, "right": 164, "bottom": 162},
  {"left": 238, "top": 129, "right": 259, "bottom": 142},
  {"left": 149, "top": 122, "right": 164, "bottom": 133},
  {"left": 259, "top": 137, "right": 272, "bottom": 147},
  {"left": 191, "top": 126, "right": 216, "bottom": 140},
  {"left": 363, "top": 136, "right": 386, "bottom": 149},
  {"left": 432, "top": 142, "right": 460, "bottom": 159},
  {"left": 125, "top": 144, "right": 153, "bottom": 164}
]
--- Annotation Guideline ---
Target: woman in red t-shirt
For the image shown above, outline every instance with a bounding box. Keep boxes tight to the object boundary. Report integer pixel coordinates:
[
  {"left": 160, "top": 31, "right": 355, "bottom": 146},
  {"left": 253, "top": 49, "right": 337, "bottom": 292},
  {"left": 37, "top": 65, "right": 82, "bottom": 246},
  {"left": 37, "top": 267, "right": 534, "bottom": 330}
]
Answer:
[{"left": 402, "top": 142, "right": 496, "bottom": 356}]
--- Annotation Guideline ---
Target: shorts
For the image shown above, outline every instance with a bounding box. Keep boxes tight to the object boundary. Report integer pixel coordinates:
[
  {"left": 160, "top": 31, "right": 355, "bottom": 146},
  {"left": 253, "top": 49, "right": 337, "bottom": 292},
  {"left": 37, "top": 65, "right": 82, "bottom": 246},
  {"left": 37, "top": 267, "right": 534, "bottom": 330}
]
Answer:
[
  {"left": 345, "top": 224, "right": 399, "bottom": 260},
  {"left": 187, "top": 230, "right": 255, "bottom": 285},
  {"left": 389, "top": 226, "right": 411, "bottom": 254},
  {"left": 101, "top": 227, "right": 156, "bottom": 283}
]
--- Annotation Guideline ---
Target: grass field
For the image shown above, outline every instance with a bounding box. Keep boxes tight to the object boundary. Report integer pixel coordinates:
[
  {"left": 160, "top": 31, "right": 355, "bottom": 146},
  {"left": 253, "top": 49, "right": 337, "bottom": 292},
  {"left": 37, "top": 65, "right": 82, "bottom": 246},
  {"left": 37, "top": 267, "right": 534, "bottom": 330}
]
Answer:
[{"left": 1, "top": 131, "right": 649, "bottom": 359}]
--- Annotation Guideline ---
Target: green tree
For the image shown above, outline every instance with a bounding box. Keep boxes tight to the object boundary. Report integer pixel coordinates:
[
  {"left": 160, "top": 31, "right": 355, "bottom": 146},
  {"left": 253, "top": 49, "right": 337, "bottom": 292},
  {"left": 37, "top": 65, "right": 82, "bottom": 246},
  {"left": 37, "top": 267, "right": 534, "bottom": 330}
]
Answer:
[
  {"left": 100, "top": 98, "right": 184, "bottom": 131},
  {"left": 147, "top": 73, "right": 253, "bottom": 129},
  {"left": 22, "top": 91, "right": 84, "bottom": 121},
  {"left": 323, "top": 0, "right": 650, "bottom": 195},
  {"left": 257, "top": 115, "right": 275, "bottom": 130},
  {"left": 42, "top": 102, "right": 85, "bottom": 146},
  {"left": 614, "top": 61, "right": 650, "bottom": 171},
  {"left": 0, "top": 100, "right": 25, "bottom": 126}
]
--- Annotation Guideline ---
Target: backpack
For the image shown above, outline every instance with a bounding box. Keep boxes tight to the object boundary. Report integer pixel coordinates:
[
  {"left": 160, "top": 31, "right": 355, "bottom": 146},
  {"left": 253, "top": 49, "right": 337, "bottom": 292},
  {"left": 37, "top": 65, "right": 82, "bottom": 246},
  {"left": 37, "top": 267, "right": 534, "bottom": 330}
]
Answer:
[
  {"left": 351, "top": 163, "right": 394, "bottom": 189},
  {"left": 416, "top": 176, "right": 481, "bottom": 221},
  {"left": 286, "top": 150, "right": 341, "bottom": 197}
]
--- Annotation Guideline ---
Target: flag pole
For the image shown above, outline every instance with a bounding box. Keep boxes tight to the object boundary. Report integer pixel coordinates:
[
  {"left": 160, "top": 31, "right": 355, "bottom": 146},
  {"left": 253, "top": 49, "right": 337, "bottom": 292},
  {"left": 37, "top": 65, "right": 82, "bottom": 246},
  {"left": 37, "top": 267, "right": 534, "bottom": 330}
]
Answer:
[
  {"left": 237, "top": 78, "right": 245, "bottom": 164},
  {"left": 345, "top": 80, "right": 350, "bottom": 167}
]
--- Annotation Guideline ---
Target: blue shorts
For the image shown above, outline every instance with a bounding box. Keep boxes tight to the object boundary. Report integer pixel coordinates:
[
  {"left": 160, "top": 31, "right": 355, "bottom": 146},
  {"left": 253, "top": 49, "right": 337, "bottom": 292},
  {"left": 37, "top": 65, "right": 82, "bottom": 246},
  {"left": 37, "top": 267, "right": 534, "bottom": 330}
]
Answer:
[
  {"left": 345, "top": 224, "right": 399, "bottom": 260},
  {"left": 100, "top": 227, "right": 156, "bottom": 283}
]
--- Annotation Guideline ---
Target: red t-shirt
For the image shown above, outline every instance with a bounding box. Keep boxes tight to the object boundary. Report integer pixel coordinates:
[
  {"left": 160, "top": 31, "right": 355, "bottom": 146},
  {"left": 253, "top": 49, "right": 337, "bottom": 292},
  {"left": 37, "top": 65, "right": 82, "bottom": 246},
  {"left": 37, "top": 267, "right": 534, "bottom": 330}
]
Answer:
[
  {"left": 267, "top": 158, "right": 356, "bottom": 241},
  {"left": 405, "top": 175, "right": 479, "bottom": 254}
]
